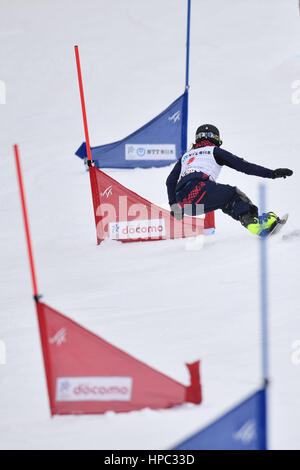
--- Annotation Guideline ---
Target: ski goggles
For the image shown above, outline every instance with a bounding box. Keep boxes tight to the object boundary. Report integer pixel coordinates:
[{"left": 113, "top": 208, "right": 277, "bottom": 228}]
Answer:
[{"left": 195, "top": 131, "right": 222, "bottom": 145}]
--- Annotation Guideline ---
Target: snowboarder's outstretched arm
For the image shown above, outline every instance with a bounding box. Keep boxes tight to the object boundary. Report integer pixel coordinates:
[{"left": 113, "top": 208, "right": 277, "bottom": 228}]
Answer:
[{"left": 213, "top": 147, "right": 293, "bottom": 179}]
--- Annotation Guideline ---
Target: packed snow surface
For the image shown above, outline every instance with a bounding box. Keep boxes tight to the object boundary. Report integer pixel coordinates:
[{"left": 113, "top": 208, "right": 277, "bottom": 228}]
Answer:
[{"left": 0, "top": 0, "right": 299, "bottom": 449}]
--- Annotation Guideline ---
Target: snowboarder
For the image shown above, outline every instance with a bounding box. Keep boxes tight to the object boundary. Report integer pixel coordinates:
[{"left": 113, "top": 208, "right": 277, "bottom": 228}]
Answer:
[{"left": 166, "top": 124, "right": 293, "bottom": 236}]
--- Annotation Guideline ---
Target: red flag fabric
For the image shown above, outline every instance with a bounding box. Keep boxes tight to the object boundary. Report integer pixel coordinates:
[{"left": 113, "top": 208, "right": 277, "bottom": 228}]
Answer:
[
  {"left": 36, "top": 302, "right": 202, "bottom": 415},
  {"left": 89, "top": 166, "right": 214, "bottom": 244}
]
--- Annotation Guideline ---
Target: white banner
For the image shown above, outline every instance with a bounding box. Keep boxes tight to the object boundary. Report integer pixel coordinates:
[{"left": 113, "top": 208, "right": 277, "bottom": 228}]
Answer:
[
  {"left": 109, "top": 218, "right": 166, "bottom": 239},
  {"left": 125, "top": 144, "right": 176, "bottom": 160},
  {"left": 56, "top": 376, "right": 133, "bottom": 402}
]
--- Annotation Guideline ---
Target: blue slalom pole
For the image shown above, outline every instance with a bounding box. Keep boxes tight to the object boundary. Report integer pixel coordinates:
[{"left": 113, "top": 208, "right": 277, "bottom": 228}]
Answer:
[
  {"left": 183, "top": 0, "right": 191, "bottom": 152},
  {"left": 259, "top": 184, "right": 269, "bottom": 450},
  {"left": 185, "top": 0, "right": 191, "bottom": 90},
  {"left": 259, "top": 185, "right": 269, "bottom": 384}
]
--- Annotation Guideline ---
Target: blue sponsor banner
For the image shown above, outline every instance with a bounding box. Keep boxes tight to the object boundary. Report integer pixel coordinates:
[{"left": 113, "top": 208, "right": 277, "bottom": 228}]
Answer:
[
  {"left": 173, "top": 388, "right": 267, "bottom": 450},
  {"left": 75, "top": 92, "right": 187, "bottom": 169}
]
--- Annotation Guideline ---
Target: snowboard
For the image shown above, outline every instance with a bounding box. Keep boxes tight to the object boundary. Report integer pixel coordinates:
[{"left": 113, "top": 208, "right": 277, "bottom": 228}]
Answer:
[{"left": 267, "top": 213, "right": 289, "bottom": 238}]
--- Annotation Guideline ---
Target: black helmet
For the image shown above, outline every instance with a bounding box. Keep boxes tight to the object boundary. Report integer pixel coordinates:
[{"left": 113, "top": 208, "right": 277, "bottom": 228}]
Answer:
[{"left": 195, "top": 124, "right": 222, "bottom": 146}]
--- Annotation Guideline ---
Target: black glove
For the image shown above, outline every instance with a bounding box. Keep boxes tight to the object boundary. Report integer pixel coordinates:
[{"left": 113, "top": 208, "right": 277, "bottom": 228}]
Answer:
[
  {"left": 273, "top": 168, "right": 293, "bottom": 179},
  {"left": 170, "top": 203, "right": 183, "bottom": 221}
]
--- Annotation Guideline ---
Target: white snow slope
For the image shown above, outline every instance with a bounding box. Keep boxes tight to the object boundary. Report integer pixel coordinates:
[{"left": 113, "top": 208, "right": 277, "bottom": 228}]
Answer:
[{"left": 0, "top": 0, "right": 300, "bottom": 450}]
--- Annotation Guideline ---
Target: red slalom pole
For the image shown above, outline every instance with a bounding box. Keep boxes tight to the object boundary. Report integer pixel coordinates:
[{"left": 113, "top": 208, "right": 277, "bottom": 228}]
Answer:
[
  {"left": 74, "top": 45, "right": 100, "bottom": 244},
  {"left": 74, "top": 45, "right": 92, "bottom": 162},
  {"left": 14, "top": 144, "right": 40, "bottom": 300}
]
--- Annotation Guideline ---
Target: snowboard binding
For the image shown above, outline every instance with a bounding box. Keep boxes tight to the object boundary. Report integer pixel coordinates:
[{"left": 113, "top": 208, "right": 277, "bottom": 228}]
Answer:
[{"left": 240, "top": 211, "right": 288, "bottom": 238}]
